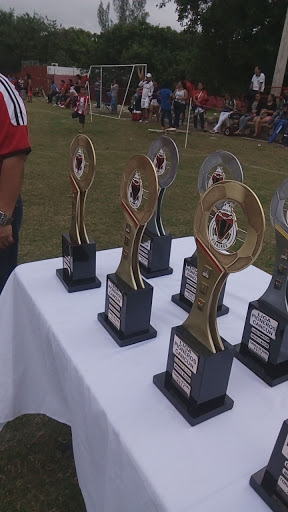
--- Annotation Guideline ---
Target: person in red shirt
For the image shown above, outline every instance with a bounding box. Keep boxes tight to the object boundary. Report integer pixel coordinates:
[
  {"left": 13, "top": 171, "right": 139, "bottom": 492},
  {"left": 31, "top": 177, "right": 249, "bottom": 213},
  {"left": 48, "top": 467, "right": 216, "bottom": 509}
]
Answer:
[
  {"left": 0, "top": 73, "right": 31, "bottom": 292},
  {"left": 72, "top": 86, "right": 89, "bottom": 132}
]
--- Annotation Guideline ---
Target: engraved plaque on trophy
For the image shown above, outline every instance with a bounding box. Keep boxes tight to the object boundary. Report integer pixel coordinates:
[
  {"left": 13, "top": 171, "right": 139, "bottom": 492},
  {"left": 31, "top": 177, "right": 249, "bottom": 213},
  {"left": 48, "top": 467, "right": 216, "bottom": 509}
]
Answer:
[
  {"left": 98, "top": 155, "right": 158, "bottom": 346},
  {"left": 250, "top": 419, "right": 288, "bottom": 512},
  {"left": 139, "top": 136, "right": 179, "bottom": 278},
  {"left": 171, "top": 150, "right": 243, "bottom": 317},
  {"left": 235, "top": 178, "right": 288, "bottom": 386},
  {"left": 56, "top": 135, "right": 101, "bottom": 292},
  {"left": 154, "top": 180, "right": 265, "bottom": 426}
]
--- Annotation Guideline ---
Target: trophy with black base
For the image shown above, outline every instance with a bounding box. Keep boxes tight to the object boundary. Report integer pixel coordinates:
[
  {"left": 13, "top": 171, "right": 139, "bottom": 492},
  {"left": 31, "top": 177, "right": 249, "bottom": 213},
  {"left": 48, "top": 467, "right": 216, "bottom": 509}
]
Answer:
[
  {"left": 172, "top": 150, "right": 243, "bottom": 317},
  {"left": 154, "top": 180, "right": 265, "bottom": 426},
  {"left": 56, "top": 135, "right": 101, "bottom": 292},
  {"left": 139, "top": 136, "right": 179, "bottom": 278},
  {"left": 98, "top": 154, "right": 158, "bottom": 347},
  {"left": 235, "top": 178, "right": 288, "bottom": 386},
  {"left": 250, "top": 419, "right": 288, "bottom": 512}
]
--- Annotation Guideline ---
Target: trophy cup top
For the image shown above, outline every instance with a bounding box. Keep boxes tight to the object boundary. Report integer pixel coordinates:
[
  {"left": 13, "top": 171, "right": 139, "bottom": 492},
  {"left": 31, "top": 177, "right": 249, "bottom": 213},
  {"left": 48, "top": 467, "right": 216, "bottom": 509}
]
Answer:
[
  {"left": 69, "top": 134, "right": 96, "bottom": 192},
  {"left": 120, "top": 155, "right": 158, "bottom": 226},
  {"left": 194, "top": 180, "right": 265, "bottom": 273},
  {"left": 198, "top": 151, "right": 243, "bottom": 195},
  {"left": 270, "top": 177, "right": 288, "bottom": 234},
  {"left": 147, "top": 136, "right": 179, "bottom": 189}
]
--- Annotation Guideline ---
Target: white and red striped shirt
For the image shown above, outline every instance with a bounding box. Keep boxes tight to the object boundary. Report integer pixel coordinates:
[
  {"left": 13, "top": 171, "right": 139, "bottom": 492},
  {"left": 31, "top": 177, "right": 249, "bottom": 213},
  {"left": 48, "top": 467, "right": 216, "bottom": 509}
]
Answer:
[
  {"left": 0, "top": 73, "right": 31, "bottom": 163},
  {"left": 75, "top": 94, "right": 89, "bottom": 115}
]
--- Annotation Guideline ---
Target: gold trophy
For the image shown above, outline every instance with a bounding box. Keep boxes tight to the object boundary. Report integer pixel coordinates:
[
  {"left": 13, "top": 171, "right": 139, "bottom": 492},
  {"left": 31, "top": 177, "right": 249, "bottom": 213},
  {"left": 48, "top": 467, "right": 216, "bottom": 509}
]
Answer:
[
  {"left": 98, "top": 155, "right": 159, "bottom": 346},
  {"left": 56, "top": 135, "right": 101, "bottom": 292},
  {"left": 154, "top": 180, "right": 265, "bottom": 425}
]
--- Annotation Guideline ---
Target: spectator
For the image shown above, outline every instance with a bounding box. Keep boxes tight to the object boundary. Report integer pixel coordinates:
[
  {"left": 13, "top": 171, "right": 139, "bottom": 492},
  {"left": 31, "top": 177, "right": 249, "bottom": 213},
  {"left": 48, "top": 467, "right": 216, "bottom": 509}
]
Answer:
[
  {"left": 210, "top": 93, "right": 236, "bottom": 134},
  {"left": 25, "top": 74, "right": 32, "bottom": 103},
  {"left": 192, "top": 82, "right": 207, "bottom": 131},
  {"left": 94, "top": 77, "right": 101, "bottom": 108},
  {"left": 235, "top": 92, "right": 262, "bottom": 135},
  {"left": 54, "top": 80, "right": 66, "bottom": 105},
  {"left": 72, "top": 86, "right": 89, "bottom": 132},
  {"left": 253, "top": 93, "right": 277, "bottom": 137},
  {"left": 47, "top": 80, "right": 58, "bottom": 104},
  {"left": 247, "top": 66, "right": 265, "bottom": 107},
  {"left": 137, "top": 67, "right": 154, "bottom": 122},
  {"left": 149, "top": 80, "right": 160, "bottom": 123},
  {"left": 268, "top": 88, "right": 288, "bottom": 127},
  {"left": 158, "top": 83, "right": 175, "bottom": 132},
  {"left": 268, "top": 105, "right": 288, "bottom": 144},
  {"left": 110, "top": 79, "right": 119, "bottom": 114},
  {"left": 172, "top": 80, "right": 188, "bottom": 129},
  {"left": 0, "top": 73, "right": 31, "bottom": 292},
  {"left": 74, "top": 74, "right": 82, "bottom": 94}
]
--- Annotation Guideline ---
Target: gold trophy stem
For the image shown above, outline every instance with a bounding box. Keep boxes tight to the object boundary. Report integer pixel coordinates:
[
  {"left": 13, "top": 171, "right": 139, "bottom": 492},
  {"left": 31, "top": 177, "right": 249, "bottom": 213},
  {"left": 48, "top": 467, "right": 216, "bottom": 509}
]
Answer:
[
  {"left": 183, "top": 239, "right": 225, "bottom": 353},
  {"left": 116, "top": 202, "right": 144, "bottom": 290},
  {"left": 69, "top": 174, "right": 81, "bottom": 245},
  {"left": 79, "top": 190, "right": 89, "bottom": 244}
]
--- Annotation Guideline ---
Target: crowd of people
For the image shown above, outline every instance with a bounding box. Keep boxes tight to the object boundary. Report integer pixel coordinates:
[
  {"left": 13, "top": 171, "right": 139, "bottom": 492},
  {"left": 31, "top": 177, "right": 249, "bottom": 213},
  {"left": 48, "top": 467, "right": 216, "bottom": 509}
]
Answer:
[
  {"left": 7, "top": 74, "right": 33, "bottom": 102},
  {"left": 126, "top": 65, "right": 288, "bottom": 145}
]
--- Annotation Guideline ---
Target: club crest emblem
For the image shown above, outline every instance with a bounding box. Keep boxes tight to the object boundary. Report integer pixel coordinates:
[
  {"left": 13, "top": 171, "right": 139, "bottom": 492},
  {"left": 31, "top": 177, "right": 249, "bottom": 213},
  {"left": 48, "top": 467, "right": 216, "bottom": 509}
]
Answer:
[
  {"left": 128, "top": 171, "right": 143, "bottom": 209},
  {"left": 208, "top": 201, "right": 237, "bottom": 251},
  {"left": 208, "top": 166, "right": 226, "bottom": 188},
  {"left": 153, "top": 149, "right": 166, "bottom": 176},
  {"left": 74, "top": 148, "right": 85, "bottom": 178}
]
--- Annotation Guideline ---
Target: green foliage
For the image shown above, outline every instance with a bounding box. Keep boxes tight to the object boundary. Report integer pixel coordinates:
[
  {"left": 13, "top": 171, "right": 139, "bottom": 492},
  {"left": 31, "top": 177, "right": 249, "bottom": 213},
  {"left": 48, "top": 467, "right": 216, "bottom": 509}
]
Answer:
[
  {"left": 97, "top": 1, "right": 113, "bottom": 32},
  {"left": 93, "top": 21, "right": 193, "bottom": 86},
  {"left": 159, "top": 0, "right": 288, "bottom": 94}
]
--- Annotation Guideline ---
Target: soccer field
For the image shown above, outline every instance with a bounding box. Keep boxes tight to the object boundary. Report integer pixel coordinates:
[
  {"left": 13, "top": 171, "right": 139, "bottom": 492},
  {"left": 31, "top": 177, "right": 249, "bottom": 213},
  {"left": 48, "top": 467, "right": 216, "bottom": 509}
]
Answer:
[{"left": 1, "top": 98, "right": 287, "bottom": 511}]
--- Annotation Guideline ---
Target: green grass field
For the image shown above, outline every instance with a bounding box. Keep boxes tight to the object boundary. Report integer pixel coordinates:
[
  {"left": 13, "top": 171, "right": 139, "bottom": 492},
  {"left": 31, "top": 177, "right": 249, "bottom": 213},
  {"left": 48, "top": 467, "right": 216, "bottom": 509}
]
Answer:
[{"left": 1, "top": 99, "right": 287, "bottom": 511}]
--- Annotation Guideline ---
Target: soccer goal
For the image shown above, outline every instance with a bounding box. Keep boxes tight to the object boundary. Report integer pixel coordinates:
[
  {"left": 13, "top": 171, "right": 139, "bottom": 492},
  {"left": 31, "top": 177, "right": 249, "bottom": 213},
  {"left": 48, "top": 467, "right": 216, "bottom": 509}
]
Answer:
[{"left": 88, "top": 64, "right": 147, "bottom": 120}]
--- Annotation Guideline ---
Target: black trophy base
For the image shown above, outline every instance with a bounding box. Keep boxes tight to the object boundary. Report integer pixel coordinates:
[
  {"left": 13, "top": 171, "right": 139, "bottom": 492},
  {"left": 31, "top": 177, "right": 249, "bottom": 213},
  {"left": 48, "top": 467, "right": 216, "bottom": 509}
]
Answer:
[
  {"left": 153, "top": 372, "right": 234, "bottom": 426},
  {"left": 56, "top": 268, "right": 101, "bottom": 293},
  {"left": 234, "top": 344, "right": 288, "bottom": 387},
  {"left": 171, "top": 293, "right": 229, "bottom": 318},
  {"left": 97, "top": 312, "right": 157, "bottom": 347},
  {"left": 139, "top": 231, "right": 173, "bottom": 279},
  {"left": 140, "top": 266, "right": 173, "bottom": 279},
  {"left": 250, "top": 467, "right": 288, "bottom": 512}
]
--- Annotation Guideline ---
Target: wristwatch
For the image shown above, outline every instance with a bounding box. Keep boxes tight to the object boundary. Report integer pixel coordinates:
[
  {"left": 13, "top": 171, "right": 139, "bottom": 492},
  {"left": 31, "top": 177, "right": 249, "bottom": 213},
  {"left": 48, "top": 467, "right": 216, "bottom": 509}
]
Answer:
[{"left": 0, "top": 211, "right": 13, "bottom": 225}]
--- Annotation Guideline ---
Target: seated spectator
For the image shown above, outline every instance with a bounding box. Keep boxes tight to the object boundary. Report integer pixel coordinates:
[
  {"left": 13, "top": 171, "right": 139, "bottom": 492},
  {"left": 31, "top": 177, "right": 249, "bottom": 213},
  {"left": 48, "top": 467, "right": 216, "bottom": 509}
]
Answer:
[
  {"left": 192, "top": 82, "right": 207, "bottom": 131},
  {"left": 172, "top": 80, "right": 188, "bottom": 129},
  {"left": 253, "top": 93, "right": 277, "bottom": 137},
  {"left": 210, "top": 93, "right": 236, "bottom": 134},
  {"left": 268, "top": 105, "right": 288, "bottom": 144},
  {"left": 47, "top": 80, "right": 58, "bottom": 104},
  {"left": 235, "top": 93, "right": 261, "bottom": 135},
  {"left": 54, "top": 80, "right": 66, "bottom": 105},
  {"left": 268, "top": 88, "right": 288, "bottom": 127}
]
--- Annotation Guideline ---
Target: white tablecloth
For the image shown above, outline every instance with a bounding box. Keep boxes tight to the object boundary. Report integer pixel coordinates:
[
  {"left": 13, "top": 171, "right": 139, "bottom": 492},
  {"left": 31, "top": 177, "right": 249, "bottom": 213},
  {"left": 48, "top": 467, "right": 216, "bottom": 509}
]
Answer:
[{"left": 0, "top": 236, "right": 284, "bottom": 512}]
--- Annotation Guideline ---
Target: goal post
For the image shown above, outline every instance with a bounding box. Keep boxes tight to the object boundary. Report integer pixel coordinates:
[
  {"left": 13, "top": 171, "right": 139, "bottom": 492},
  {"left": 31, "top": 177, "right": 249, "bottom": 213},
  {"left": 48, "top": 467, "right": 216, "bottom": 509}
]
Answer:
[{"left": 88, "top": 63, "right": 147, "bottom": 120}]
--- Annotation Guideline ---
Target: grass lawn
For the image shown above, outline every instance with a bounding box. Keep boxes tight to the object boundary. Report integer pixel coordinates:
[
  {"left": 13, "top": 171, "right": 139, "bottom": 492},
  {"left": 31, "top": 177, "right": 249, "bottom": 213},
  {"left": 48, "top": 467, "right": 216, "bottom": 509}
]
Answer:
[{"left": 0, "top": 99, "right": 287, "bottom": 511}]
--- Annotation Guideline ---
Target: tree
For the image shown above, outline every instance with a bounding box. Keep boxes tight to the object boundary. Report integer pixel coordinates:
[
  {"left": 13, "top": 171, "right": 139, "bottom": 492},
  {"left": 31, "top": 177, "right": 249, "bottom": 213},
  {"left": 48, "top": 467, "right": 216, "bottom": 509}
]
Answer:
[
  {"left": 130, "top": 0, "right": 148, "bottom": 22},
  {"left": 113, "top": 0, "right": 131, "bottom": 23},
  {"left": 159, "top": 0, "right": 288, "bottom": 93},
  {"left": 97, "top": 1, "right": 112, "bottom": 32}
]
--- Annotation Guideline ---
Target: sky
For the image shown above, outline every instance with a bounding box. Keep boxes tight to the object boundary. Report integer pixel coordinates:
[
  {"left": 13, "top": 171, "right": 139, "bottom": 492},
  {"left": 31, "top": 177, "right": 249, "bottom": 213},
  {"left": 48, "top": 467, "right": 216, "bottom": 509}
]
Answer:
[{"left": 1, "top": 0, "right": 181, "bottom": 33}]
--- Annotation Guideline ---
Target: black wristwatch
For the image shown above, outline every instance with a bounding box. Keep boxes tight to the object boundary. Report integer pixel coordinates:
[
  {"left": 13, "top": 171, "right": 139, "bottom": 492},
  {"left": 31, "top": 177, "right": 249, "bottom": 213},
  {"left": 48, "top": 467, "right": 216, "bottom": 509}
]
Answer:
[{"left": 0, "top": 211, "right": 13, "bottom": 225}]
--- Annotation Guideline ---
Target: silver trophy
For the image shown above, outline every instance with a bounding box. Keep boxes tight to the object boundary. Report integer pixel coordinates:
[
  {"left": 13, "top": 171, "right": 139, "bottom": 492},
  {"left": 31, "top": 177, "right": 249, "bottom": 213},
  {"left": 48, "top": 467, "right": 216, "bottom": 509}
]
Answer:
[
  {"left": 235, "top": 177, "right": 288, "bottom": 386},
  {"left": 139, "top": 136, "right": 179, "bottom": 278},
  {"left": 171, "top": 150, "right": 243, "bottom": 316}
]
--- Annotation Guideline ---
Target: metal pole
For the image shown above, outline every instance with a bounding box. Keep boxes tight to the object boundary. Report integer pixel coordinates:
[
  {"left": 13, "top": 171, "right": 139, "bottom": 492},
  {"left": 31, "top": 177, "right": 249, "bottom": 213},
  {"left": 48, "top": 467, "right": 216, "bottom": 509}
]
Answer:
[
  {"left": 100, "top": 67, "right": 103, "bottom": 109},
  {"left": 185, "top": 98, "right": 192, "bottom": 149},
  {"left": 271, "top": 7, "right": 288, "bottom": 95},
  {"left": 119, "top": 65, "right": 135, "bottom": 119}
]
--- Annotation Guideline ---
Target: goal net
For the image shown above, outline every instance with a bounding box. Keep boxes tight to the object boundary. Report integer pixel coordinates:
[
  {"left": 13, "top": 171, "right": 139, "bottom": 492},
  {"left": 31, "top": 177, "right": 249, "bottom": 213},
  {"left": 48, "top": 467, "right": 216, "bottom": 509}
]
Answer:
[{"left": 88, "top": 64, "right": 147, "bottom": 119}]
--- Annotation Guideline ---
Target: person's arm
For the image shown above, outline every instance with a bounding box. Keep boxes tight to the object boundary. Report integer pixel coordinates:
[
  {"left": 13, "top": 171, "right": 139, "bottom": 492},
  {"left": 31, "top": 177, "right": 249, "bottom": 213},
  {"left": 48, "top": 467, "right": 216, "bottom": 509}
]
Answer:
[{"left": 0, "top": 154, "right": 26, "bottom": 249}]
